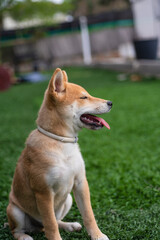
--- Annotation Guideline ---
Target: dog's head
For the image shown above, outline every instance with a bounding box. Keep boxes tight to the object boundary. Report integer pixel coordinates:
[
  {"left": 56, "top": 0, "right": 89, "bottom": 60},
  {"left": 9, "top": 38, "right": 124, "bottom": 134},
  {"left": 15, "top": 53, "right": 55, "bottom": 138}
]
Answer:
[{"left": 37, "top": 68, "right": 112, "bottom": 136}]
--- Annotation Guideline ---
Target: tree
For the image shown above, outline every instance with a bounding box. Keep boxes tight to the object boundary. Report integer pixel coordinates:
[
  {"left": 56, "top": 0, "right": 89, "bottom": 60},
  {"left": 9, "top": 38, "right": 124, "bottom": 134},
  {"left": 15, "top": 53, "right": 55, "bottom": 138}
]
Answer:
[
  {"left": 0, "top": 0, "right": 73, "bottom": 29},
  {"left": 0, "top": 0, "right": 14, "bottom": 28}
]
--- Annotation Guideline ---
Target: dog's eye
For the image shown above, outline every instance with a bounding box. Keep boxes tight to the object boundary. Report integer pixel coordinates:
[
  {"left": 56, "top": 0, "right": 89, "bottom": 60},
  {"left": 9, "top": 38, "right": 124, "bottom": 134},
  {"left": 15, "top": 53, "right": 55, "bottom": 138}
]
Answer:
[{"left": 80, "top": 96, "right": 88, "bottom": 99}]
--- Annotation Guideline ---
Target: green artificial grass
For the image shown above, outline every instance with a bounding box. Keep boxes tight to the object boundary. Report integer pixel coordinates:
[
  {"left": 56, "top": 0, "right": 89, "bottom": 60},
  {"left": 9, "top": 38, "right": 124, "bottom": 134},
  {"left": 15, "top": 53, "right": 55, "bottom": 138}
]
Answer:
[{"left": 0, "top": 67, "right": 160, "bottom": 240}]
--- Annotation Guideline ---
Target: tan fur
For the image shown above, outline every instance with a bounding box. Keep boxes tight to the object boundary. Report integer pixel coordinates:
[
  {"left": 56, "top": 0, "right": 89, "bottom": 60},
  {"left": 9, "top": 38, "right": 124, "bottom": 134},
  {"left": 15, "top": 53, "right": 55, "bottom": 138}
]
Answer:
[{"left": 7, "top": 68, "right": 111, "bottom": 240}]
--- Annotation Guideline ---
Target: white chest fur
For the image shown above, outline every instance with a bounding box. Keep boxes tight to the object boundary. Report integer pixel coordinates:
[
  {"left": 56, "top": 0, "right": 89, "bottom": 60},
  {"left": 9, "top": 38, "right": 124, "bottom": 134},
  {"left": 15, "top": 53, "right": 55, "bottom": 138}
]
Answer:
[{"left": 45, "top": 143, "right": 85, "bottom": 198}]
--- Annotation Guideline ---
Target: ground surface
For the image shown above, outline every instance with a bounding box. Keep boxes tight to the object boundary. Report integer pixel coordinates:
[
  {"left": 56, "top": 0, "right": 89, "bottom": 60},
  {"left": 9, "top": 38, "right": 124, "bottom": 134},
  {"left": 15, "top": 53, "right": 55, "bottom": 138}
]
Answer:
[{"left": 0, "top": 67, "right": 160, "bottom": 240}]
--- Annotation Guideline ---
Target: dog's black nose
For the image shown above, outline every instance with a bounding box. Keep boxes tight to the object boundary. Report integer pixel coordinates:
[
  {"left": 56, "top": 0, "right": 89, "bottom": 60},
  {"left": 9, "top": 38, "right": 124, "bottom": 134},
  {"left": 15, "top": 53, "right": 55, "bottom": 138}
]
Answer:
[{"left": 107, "top": 101, "right": 112, "bottom": 107}]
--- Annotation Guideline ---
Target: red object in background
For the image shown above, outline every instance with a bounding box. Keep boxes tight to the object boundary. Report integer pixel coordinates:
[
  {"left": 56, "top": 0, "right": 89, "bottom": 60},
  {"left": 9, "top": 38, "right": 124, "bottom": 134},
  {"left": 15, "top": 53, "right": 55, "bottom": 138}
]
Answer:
[{"left": 0, "top": 65, "right": 11, "bottom": 91}]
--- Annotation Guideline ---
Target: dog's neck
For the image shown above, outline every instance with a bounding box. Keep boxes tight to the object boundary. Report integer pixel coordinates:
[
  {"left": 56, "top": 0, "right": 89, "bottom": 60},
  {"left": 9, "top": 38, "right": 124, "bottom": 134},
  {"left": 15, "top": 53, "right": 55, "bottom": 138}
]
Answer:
[
  {"left": 37, "top": 125, "right": 78, "bottom": 143},
  {"left": 36, "top": 98, "right": 80, "bottom": 141}
]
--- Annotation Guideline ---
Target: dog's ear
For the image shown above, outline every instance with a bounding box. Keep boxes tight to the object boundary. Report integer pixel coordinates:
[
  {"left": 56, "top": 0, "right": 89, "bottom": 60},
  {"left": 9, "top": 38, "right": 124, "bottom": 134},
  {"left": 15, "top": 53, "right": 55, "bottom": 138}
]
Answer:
[
  {"left": 49, "top": 68, "right": 66, "bottom": 94},
  {"left": 62, "top": 70, "right": 68, "bottom": 82}
]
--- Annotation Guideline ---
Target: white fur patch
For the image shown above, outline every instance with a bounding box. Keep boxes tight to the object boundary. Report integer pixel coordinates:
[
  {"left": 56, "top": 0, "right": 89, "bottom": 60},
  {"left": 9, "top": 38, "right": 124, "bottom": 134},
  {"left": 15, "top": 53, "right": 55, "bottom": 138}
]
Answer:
[{"left": 45, "top": 143, "right": 85, "bottom": 210}]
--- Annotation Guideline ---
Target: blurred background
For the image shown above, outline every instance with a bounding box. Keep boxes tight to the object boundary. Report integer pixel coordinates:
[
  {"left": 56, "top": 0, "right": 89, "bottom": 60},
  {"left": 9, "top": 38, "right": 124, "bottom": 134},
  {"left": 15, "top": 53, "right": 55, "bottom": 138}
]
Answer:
[
  {"left": 1, "top": 0, "right": 160, "bottom": 89},
  {"left": 1, "top": 2, "right": 160, "bottom": 240}
]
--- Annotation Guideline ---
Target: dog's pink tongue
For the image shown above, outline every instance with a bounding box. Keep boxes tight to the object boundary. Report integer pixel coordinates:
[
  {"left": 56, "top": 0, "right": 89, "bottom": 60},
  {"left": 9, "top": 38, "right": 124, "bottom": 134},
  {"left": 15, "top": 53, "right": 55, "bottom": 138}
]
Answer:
[{"left": 94, "top": 116, "right": 110, "bottom": 130}]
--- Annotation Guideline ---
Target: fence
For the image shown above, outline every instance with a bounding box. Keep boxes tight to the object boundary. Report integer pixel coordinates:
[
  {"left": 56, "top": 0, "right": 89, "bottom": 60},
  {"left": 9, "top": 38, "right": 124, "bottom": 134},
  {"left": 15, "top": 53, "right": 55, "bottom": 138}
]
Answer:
[{"left": 0, "top": 9, "right": 134, "bottom": 71}]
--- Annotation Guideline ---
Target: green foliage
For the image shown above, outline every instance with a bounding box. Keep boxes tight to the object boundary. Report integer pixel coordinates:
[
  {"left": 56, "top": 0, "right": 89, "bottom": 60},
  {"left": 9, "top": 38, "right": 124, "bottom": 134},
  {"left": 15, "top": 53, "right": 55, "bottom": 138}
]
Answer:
[
  {"left": 0, "top": 67, "right": 160, "bottom": 239},
  {"left": 0, "top": 0, "right": 73, "bottom": 23},
  {"left": 0, "top": 0, "right": 14, "bottom": 12}
]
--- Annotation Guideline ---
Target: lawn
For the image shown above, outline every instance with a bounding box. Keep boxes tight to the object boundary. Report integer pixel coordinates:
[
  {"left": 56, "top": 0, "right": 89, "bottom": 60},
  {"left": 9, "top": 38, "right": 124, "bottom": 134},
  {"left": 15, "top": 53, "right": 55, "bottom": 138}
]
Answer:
[{"left": 0, "top": 67, "right": 160, "bottom": 240}]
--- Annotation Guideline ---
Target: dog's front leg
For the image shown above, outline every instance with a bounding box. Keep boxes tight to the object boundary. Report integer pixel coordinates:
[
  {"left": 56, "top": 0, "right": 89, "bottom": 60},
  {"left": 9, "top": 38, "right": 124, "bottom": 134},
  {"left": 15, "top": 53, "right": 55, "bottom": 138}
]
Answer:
[
  {"left": 35, "top": 190, "right": 62, "bottom": 240},
  {"left": 73, "top": 177, "right": 109, "bottom": 240}
]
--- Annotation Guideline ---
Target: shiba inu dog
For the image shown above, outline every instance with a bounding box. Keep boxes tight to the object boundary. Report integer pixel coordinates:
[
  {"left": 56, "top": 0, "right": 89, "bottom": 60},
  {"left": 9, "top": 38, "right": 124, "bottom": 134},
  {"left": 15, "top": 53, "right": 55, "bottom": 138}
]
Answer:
[{"left": 7, "top": 68, "right": 112, "bottom": 240}]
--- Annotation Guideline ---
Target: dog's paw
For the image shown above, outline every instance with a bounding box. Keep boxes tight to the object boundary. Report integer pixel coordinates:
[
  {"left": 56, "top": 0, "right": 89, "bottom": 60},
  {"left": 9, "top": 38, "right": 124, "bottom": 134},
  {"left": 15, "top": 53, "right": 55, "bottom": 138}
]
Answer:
[
  {"left": 18, "top": 234, "right": 33, "bottom": 240},
  {"left": 91, "top": 233, "right": 110, "bottom": 240},
  {"left": 64, "top": 222, "right": 82, "bottom": 232}
]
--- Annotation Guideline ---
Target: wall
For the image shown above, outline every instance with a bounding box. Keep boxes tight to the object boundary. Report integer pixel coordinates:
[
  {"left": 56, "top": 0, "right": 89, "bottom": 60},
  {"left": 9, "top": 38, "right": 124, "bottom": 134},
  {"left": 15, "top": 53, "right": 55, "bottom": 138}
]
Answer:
[{"left": 34, "top": 26, "right": 134, "bottom": 66}]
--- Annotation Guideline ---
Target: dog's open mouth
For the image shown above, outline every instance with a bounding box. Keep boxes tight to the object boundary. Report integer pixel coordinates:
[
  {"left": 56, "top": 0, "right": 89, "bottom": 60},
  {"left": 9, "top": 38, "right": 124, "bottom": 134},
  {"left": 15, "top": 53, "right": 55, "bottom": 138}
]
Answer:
[{"left": 80, "top": 114, "right": 110, "bottom": 130}]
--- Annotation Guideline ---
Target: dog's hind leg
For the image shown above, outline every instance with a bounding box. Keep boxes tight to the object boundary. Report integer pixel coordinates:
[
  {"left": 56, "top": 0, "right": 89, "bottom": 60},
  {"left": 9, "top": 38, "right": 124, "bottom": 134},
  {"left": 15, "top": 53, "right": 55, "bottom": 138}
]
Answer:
[
  {"left": 57, "top": 194, "right": 82, "bottom": 232},
  {"left": 7, "top": 203, "right": 33, "bottom": 240}
]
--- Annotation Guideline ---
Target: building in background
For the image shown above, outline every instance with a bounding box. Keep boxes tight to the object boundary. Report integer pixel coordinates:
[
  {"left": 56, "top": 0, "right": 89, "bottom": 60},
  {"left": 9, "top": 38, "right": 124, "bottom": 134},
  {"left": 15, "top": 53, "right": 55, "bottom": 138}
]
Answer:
[{"left": 72, "top": 0, "right": 129, "bottom": 17}]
